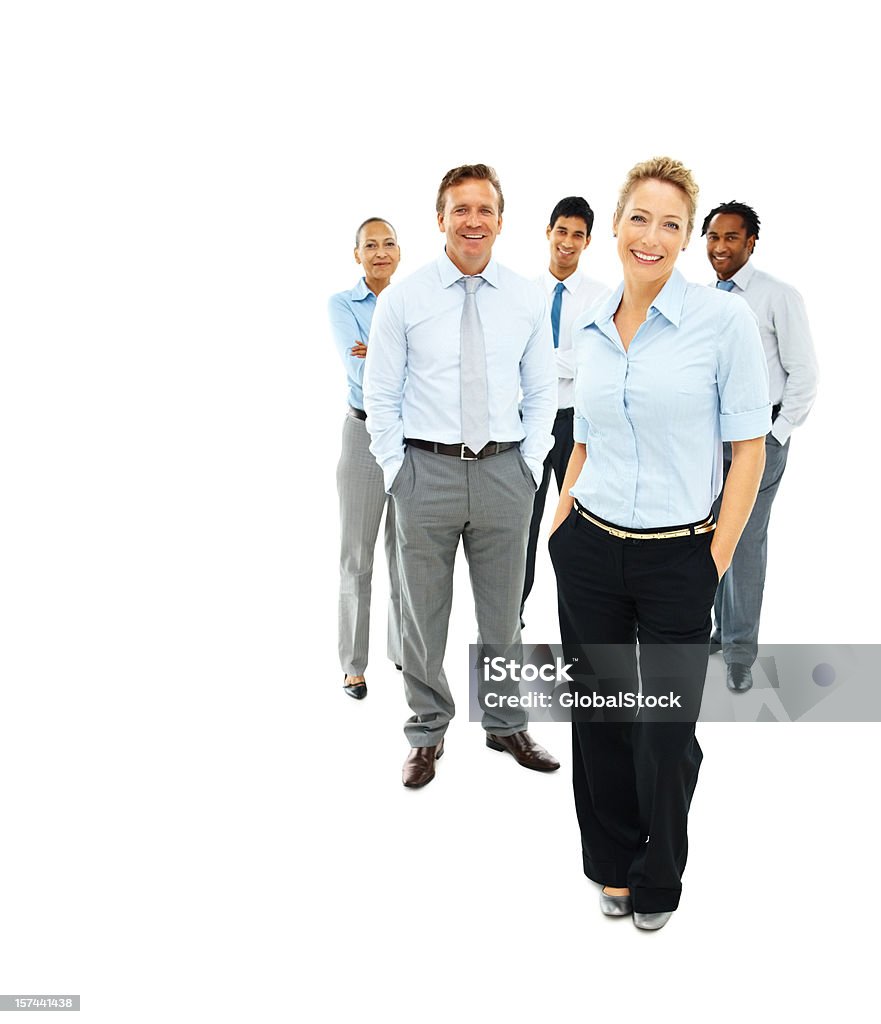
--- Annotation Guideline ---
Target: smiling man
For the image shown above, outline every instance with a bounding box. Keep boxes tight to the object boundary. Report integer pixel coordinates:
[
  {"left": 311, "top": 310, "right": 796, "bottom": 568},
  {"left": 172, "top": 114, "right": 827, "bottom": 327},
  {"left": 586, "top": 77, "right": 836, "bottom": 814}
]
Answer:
[
  {"left": 521, "top": 197, "right": 610, "bottom": 626},
  {"left": 703, "top": 201, "right": 818, "bottom": 691},
  {"left": 363, "top": 163, "right": 559, "bottom": 787}
]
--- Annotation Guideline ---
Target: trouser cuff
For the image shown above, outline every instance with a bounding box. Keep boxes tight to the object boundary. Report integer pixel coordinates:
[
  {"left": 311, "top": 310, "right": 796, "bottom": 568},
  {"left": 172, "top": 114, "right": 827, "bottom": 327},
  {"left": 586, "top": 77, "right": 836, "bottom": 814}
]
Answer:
[{"left": 631, "top": 886, "right": 682, "bottom": 914}]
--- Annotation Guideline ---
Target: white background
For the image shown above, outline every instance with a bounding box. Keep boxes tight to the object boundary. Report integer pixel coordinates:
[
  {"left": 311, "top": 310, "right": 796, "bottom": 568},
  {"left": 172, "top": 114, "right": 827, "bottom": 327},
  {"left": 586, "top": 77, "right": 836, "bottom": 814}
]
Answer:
[{"left": 1, "top": 2, "right": 877, "bottom": 1021}]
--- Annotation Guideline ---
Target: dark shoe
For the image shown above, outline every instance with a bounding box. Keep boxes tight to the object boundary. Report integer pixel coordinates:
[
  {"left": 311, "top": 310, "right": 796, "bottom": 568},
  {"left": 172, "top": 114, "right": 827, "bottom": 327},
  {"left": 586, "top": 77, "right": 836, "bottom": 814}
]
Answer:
[
  {"left": 485, "top": 730, "right": 560, "bottom": 772},
  {"left": 402, "top": 738, "right": 444, "bottom": 788},
  {"left": 394, "top": 663, "right": 403, "bottom": 671},
  {"left": 726, "top": 663, "right": 753, "bottom": 693},
  {"left": 709, "top": 637, "right": 722, "bottom": 655},
  {"left": 343, "top": 674, "right": 367, "bottom": 700}
]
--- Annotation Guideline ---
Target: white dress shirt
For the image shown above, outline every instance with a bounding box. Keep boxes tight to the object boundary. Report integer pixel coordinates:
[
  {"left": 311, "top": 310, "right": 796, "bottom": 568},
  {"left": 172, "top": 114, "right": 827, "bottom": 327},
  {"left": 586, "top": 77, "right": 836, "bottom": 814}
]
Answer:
[
  {"left": 538, "top": 268, "right": 611, "bottom": 409},
  {"left": 363, "top": 250, "right": 557, "bottom": 491},
  {"left": 712, "top": 261, "right": 818, "bottom": 444}
]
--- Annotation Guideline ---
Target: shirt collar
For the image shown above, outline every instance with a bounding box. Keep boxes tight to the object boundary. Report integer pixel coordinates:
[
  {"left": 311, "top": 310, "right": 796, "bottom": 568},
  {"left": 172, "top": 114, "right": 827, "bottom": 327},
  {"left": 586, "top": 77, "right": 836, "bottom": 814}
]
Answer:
[
  {"left": 437, "top": 249, "right": 500, "bottom": 289},
  {"left": 583, "top": 268, "right": 686, "bottom": 335},
  {"left": 351, "top": 277, "right": 375, "bottom": 302},
  {"left": 585, "top": 282, "right": 623, "bottom": 330},
  {"left": 543, "top": 268, "right": 582, "bottom": 295},
  {"left": 729, "top": 260, "right": 756, "bottom": 291},
  {"left": 647, "top": 268, "right": 686, "bottom": 327}
]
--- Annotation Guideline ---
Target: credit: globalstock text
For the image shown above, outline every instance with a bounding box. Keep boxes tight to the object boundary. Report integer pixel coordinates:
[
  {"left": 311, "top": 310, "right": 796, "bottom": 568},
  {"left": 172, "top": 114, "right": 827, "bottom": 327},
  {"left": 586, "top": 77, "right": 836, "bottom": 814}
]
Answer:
[{"left": 483, "top": 691, "right": 683, "bottom": 709}]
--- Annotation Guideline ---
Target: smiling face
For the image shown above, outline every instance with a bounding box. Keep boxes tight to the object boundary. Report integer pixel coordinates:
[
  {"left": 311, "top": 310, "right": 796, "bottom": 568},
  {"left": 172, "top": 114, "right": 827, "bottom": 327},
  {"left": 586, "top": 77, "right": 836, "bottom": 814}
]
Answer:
[
  {"left": 705, "top": 212, "right": 755, "bottom": 281},
  {"left": 547, "top": 215, "right": 590, "bottom": 280},
  {"left": 613, "top": 178, "right": 690, "bottom": 288},
  {"left": 437, "top": 178, "right": 502, "bottom": 275},
  {"left": 354, "top": 220, "right": 400, "bottom": 288}
]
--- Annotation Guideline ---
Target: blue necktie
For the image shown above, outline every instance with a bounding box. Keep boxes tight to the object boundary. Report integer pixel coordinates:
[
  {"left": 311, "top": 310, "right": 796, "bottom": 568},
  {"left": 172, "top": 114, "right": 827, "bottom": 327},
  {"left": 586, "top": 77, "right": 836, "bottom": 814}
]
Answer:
[
  {"left": 551, "top": 281, "right": 565, "bottom": 348},
  {"left": 716, "top": 279, "right": 736, "bottom": 292}
]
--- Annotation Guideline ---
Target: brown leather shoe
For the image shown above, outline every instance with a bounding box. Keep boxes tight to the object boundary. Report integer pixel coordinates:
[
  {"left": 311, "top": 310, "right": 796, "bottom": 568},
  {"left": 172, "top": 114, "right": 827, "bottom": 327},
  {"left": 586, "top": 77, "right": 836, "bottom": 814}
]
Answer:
[
  {"left": 485, "top": 731, "right": 560, "bottom": 772},
  {"left": 402, "top": 738, "right": 445, "bottom": 788}
]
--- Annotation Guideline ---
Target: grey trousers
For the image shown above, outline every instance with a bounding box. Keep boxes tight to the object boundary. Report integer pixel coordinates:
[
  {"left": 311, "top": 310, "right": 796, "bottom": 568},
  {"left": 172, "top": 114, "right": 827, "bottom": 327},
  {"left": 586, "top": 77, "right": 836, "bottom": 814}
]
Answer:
[
  {"left": 336, "top": 414, "right": 402, "bottom": 675},
  {"left": 711, "top": 433, "right": 790, "bottom": 666},
  {"left": 391, "top": 445, "right": 536, "bottom": 746}
]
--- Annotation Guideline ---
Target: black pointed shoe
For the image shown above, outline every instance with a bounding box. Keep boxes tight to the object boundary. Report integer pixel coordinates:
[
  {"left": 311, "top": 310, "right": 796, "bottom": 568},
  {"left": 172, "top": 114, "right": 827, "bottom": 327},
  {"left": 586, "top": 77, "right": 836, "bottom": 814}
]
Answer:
[{"left": 343, "top": 674, "right": 367, "bottom": 700}]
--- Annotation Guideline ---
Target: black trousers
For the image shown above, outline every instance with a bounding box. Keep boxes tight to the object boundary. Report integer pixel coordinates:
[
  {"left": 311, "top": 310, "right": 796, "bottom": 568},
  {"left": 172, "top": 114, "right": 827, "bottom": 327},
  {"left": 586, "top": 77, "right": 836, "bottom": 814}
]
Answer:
[
  {"left": 549, "top": 507, "right": 718, "bottom": 913},
  {"left": 521, "top": 407, "right": 575, "bottom": 615}
]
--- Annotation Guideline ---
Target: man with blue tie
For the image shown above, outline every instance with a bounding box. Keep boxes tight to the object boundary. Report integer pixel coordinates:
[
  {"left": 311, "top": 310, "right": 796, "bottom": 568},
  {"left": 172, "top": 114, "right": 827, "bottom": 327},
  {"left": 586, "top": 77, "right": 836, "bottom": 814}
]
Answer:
[
  {"left": 364, "top": 164, "right": 560, "bottom": 787},
  {"left": 703, "top": 201, "right": 818, "bottom": 692},
  {"left": 521, "top": 197, "right": 610, "bottom": 626}
]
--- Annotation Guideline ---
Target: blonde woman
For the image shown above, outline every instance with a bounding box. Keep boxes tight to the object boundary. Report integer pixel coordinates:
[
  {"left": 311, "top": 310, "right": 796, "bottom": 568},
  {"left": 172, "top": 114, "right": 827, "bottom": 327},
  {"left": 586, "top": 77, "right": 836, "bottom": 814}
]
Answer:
[{"left": 549, "top": 158, "right": 769, "bottom": 930}]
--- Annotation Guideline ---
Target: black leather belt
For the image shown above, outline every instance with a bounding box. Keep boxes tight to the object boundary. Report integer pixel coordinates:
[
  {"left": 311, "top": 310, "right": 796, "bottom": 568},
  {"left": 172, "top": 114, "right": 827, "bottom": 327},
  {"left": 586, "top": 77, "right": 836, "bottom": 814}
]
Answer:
[
  {"left": 405, "top": 438, "right": 518, "bottom": 461},
  {"left": 348, "top": 405, "right": 367, "bottom": 421}
]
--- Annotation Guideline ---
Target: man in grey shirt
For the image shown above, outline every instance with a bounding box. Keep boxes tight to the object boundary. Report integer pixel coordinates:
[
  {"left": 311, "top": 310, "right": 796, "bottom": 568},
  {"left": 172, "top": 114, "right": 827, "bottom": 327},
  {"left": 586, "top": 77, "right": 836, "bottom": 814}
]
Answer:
[{"left": 703, "top": 201, "right": 818, "bottom": 692}]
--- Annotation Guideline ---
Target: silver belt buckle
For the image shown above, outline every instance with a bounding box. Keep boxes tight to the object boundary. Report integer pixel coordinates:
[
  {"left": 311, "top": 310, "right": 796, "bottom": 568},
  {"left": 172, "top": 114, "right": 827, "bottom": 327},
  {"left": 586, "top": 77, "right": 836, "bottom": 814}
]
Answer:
[{"left": 460, "top": 444, "right": 478, "bottom": 460}]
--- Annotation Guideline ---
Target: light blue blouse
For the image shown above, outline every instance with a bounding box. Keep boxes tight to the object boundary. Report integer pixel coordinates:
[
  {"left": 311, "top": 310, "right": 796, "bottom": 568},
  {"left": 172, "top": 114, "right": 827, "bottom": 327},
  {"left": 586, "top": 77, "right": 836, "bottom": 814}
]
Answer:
[{"left": 571, "top": 269, "right": 771, "bottom": 528}]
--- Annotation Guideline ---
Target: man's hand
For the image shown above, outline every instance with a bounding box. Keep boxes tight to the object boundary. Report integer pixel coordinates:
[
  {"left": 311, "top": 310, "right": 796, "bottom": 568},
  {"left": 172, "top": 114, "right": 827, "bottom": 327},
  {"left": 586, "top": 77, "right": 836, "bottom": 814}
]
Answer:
[{"left": 351, "top": 341, "right": 368, "bottom": 359}]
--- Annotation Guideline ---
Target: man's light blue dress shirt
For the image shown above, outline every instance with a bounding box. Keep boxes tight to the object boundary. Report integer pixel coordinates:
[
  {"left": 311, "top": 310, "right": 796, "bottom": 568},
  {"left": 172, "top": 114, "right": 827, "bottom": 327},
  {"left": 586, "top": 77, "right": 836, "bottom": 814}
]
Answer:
[
  {"left": 363, "top": 251, "right": 557, "bottom": 492},
  {"left": 328, "top": 277, "right": 376, "bottom": 410},
  {"left": 571, "top": 269, "right": 771, "bottom": 528}
]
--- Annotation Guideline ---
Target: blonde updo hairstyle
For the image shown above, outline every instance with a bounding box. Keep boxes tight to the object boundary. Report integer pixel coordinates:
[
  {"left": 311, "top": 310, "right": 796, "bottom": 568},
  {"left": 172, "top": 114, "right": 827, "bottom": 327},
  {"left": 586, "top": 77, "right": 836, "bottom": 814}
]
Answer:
[{"left": 614, "top": 156, "right": 699, "bottom": 240}]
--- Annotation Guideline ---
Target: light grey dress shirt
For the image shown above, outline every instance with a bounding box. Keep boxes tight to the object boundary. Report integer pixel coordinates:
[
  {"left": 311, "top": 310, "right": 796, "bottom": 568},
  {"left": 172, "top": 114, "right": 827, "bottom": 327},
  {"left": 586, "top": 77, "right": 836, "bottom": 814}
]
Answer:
[
  {"left": 363, "top": 250, "right": 557, "bottom": 491},
  {"left": 537, "top": 269, "right": 611, "bottom": 410},
  {"left": 713, "top": 261, "right": 818, "bottom": 444}
]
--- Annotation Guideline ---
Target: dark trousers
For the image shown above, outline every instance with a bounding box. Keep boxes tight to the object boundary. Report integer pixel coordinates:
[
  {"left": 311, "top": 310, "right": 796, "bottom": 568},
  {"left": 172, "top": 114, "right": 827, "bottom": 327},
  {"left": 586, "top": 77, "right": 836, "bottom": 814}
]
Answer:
[
  {"left": 549, "top": 508, "right": 718, "bottom": 913},
  {"left": 521, "top": 407, "right": 574, "bottom": 615}
]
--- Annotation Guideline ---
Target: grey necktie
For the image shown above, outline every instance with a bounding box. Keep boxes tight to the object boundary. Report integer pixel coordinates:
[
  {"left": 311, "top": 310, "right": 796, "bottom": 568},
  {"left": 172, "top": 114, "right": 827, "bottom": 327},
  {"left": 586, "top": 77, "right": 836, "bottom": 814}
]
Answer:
[{"left": 459, "top": 275, "right": 491, "bottom": 454}]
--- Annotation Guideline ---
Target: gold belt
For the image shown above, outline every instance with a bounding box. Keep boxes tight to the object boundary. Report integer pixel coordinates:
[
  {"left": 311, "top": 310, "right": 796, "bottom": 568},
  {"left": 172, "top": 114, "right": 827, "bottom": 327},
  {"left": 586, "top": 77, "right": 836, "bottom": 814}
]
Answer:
[{"left": 574, "top": 505, "right": 715, "bottom": 540}]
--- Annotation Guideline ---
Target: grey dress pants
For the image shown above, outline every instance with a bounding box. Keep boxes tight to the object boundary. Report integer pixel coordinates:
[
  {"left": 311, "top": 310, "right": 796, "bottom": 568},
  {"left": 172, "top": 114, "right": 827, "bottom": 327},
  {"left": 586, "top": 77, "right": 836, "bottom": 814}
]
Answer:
[
  {"left": 391, "top": 444, "right": 535, "bottom": 746},
  {"left": 711, "top": 433, "right": 790, "bottom": 667},
  {"left": 336, "top": 413, "right": 402, "bottom": 675}
]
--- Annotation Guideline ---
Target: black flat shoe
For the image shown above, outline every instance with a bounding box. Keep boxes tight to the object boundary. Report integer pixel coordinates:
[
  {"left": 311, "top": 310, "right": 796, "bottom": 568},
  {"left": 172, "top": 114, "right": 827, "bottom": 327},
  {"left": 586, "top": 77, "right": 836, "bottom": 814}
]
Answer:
[{"left": 343, "top": 674, "right": 367, "bottom": 700}]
